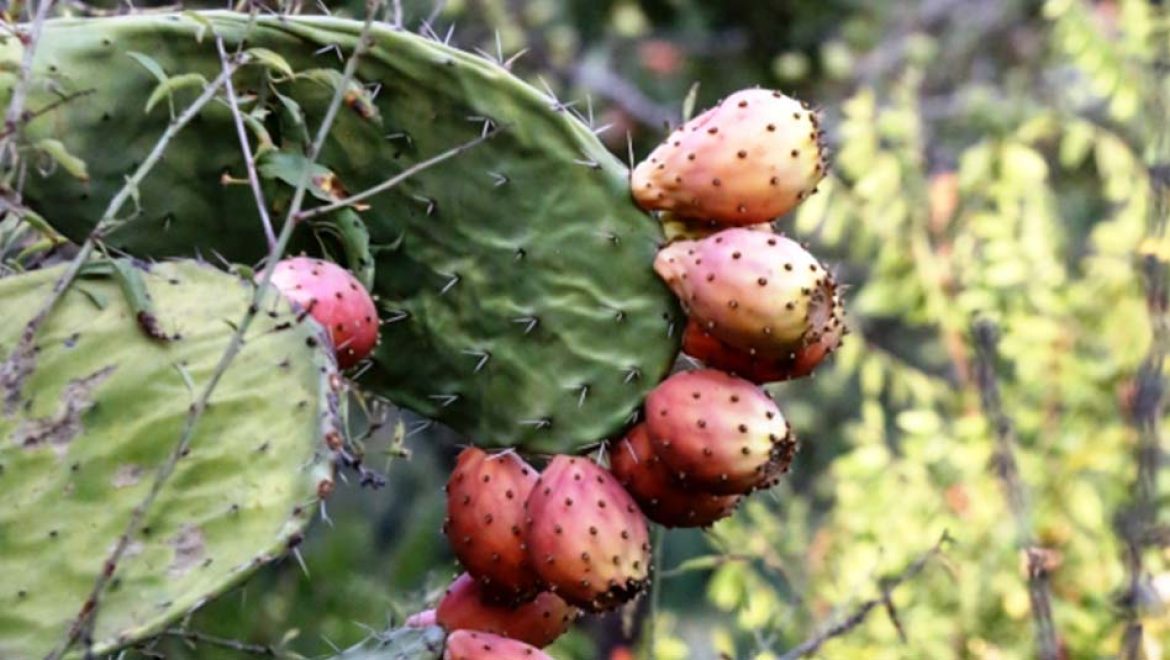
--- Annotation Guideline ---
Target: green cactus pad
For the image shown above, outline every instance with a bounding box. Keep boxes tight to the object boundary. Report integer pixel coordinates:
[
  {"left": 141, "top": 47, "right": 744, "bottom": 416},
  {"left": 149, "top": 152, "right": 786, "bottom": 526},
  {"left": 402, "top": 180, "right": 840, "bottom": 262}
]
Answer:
[
  {"left": 2, "top": 12, "right": 681, "bottom": 453},
  {"left": 336, "top": 626, "right": 446, "bottom": 660},
  {"left": 0, "top": 260, "right": 336, "bottom": 658}
]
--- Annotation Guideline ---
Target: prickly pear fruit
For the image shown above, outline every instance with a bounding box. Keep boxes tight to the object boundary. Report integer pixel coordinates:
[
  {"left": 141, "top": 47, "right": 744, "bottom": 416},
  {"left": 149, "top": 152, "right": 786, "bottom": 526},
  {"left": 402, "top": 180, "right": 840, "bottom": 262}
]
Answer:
[
  {"left": 405, "top": 609, "right": 438, "bottom": 628},
  {"left": 645, "top": 369, "right": 796, "bottom": 495},
  {"left": 267, "top": 257, "right": 379, "bottom": 368},
  {"left": 444, "top": 448, "right": 542, "bottom": 603},
  {"left": 435, "top": 573, "right": 578, "bottom": 648},
  {"left": 631, "top": 89, "right": 827, "bottom": 225},
  {"left": 609, "top": 424, "right": 741, "bottom": 528},
  {"left": 525, "top": 456, "right": 652, "bottom": 612},
  {"left": 443, "top": 630, "right": 552, "bottom": 660},
  {"left": 654, "top": 228, "right": 838, "bottom": 359},
  {"left": 680, "top": 281, "right": 845, "bottom": 382}
]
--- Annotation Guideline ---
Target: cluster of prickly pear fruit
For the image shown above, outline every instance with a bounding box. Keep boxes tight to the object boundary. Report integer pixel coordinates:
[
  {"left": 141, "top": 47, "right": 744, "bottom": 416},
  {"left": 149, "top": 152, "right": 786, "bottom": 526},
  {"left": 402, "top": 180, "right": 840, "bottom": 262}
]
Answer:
[
  {"left": 416, "top": 449, "right": 652, "bottom": 650},
  {"left": 634, "top": 88, "right": 845, "bottom": 381},
  {"left": 610, "top": 89, "right": 844, "bottom": 531},
  {"left": 396, "top": 88, "right": 842, "bottom": 656}
]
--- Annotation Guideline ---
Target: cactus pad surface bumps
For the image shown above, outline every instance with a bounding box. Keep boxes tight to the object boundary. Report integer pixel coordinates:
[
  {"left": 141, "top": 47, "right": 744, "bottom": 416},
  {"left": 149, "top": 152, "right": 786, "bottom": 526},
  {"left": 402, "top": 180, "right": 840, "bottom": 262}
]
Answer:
[
  {"left": 0, "top": 260, "right": 336, "bottom": 657},
  {"left": 3, "top": 12, "right": 681, "bottom": 454}
]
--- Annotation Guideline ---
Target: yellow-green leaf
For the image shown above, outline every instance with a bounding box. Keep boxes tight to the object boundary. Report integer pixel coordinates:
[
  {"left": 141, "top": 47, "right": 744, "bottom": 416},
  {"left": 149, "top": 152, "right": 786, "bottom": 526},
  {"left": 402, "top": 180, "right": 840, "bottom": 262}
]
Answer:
[{"left": 36, "top": 139, "right": 88, "bottom": 181}]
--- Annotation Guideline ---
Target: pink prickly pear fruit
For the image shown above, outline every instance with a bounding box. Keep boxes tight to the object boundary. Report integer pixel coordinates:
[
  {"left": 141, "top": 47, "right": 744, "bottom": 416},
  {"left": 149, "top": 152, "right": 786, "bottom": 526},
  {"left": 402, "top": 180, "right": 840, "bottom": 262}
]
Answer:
[
  {"left": 680, "top": 280, "right": 845, "bottom": 383},
  {"left": 267, "top": 257, "right": 379, "bottom": 369},
  {"left": 608, "top": 423, "right": 740, "bottom": 528},
  {"left": 654, "top": 228, "right": 838, "bottom": 359},
  {"left": 443, "top": 630, "right": 553, "bottom": 660},
  {"left": 524, "top": 456, "right": 652, "bottom": 612},
  {"left": 644, "top": 369, "right": 796, "bottom": 495},
  {"left": 631, "top": 89, "right": 828, "bottom": 225},
  {"left": 405, "top": 609, "right": 437, "bottom": 628},
  {"left": 435, "top": 573, "right": 578, "bottom": 648},
  {"left": 444, "top": 448, "right": 542, "bottom": 603}
]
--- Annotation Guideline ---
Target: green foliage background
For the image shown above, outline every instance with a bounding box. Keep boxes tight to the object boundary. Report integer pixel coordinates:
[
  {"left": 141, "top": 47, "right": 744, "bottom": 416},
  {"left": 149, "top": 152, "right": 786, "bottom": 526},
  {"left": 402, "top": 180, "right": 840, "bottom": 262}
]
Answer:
[{"left": 6, "top": 0, "right": 1170, "bottom": 658}]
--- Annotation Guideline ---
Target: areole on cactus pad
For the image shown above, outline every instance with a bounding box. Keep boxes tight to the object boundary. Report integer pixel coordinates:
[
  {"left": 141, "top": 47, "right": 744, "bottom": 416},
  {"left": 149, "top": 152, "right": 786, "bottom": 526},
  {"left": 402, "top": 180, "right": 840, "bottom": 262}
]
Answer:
[
  {"left": 0, "top": 11, "right": 681, "bottom": 454},
  {"left": 0, "top": 260, "right": 337, "bottom": 658}
]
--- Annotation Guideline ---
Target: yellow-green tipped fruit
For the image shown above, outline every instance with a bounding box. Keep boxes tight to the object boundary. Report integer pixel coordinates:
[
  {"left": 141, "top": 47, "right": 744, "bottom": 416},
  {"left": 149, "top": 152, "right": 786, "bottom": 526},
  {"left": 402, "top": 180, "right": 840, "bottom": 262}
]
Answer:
[
  {"left": 631, "top": 89, "right": 827, "bottom": 225},
  {"left": 654, "top": 228, "right": 837, "bottom": 359}
]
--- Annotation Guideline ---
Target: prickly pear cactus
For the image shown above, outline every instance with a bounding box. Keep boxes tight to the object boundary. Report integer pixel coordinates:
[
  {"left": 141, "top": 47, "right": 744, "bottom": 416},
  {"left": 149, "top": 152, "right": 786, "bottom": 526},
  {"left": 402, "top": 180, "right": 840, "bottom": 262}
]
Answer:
[
  {"left": 335, "top": 625, "right": 446, "bottom": 660},
  {"left": 0, "top": 260, "right": 336, "bottom": 658},
  {"left": 2, "top": 11, "right": 681, "bottom": 453}
]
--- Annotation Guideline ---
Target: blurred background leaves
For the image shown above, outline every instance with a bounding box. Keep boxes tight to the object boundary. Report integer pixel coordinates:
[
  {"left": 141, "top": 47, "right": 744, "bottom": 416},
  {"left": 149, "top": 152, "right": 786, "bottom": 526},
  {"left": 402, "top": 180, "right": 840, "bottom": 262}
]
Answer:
[{"left": 9, "top": 0, "right": 1170, "bottom": 657}]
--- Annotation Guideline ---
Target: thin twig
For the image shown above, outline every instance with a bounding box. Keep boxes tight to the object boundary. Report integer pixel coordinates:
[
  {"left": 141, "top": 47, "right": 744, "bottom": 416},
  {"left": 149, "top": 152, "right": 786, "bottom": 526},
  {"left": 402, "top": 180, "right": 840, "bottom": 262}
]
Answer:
[
  {"left": 45, "top": 64, "right": 244, "bottom": 660},
  {"left": 643, "top": 528, "right": 664, "bottom": 660},
  {"left": 2, "top": 64, "right": 237, "bottom": 423},
  {"left": 53, "top": 6, "right": 380, "bottom": 653},
  {"left": 0, "top": 0, "right": 57, "bottom": 166},
  {"left": 971, "top": 320, "right": 1061, "bottom": 660},
  {"left": 159, "top": 629, "right": 276, "bottom": 657},
  {"left": 293, "top": 128, "right": 501, "bottom": 223},
  {"left": 1120, "top": 96, "right": 1170, "bottom": 660},
  {"left": 0, "top": 88, "right": 97, "bottom": 141},
  {"left": 777, "top": 532, "right": 949, "bottom": 660},
  {"left": 216, "top": 37, "right": 277, "bottom": 250}
]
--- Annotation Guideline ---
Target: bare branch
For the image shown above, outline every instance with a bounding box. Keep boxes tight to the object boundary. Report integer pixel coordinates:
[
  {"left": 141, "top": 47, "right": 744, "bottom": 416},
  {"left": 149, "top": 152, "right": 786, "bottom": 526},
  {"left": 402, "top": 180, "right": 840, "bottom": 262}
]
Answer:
[
  {"left": 971, "top": 319, "right": 1061, "bottom": 660},
  {"left": 216, "top": 37, "right": 277, "bottom": 250},
  {"left": 159, "top": 629, "right": 277, "bottom": 657},
  {"left": 0, "top": 88, "right": 97, "bottom": 142},
  {"left": 42, "top": 64, "right": 244, "bottom": 659},
  {"left": 778, "top": 532, "right": 950, "bottom": 660},
  {"left": 1120, "top": 201, "right": 1169, "bottom": 660},
  {"left": 293, "top": 127, "right": 502, "bottom": 223},
  {"left": 0, "top": 0, "right": 57, "bottom": 166}
]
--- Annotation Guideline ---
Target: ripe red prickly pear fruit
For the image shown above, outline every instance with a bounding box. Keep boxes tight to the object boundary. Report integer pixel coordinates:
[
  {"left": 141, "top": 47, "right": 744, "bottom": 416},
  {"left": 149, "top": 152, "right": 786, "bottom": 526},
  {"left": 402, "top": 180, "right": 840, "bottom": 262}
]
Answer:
[
  {"left": 405, "top": 609, "right": 437, "bottom": 628},
  {"left": 443, "top": 630, "right": 553, "bottom": 660},
  {"left": 525, "top": 456, "right": 652, "bottom": 612},
  {"left": 631, "top": 89, "right": 828, "bottom": 225},
  {"left": 267, "top": 257, "right": 379, "bottom": 369},
  {"left": 435, "top": 573, "right": 578, "bottom": 648},
  {"left": 608, "top": 423, "right": 740, "bottom": 528},
  {"left": 645, "top": 369, "right": 796, "bottom": 495},
  {"left": 444, "top": 448, "right": 542, "bottom": 603},
  {"left": 654, "top": 228, "right": 838, "bottom": 359},
  {"left": 680, "top": 281, "right": 845, "bottom": 383}
]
